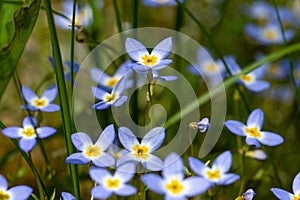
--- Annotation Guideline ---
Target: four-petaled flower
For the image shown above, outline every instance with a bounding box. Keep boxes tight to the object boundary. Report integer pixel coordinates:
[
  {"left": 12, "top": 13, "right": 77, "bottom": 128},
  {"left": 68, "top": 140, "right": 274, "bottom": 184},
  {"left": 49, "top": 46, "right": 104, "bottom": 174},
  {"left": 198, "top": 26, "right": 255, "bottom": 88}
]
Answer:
[
  {"left": 21, "top": 85, "right": 60, "bottom": 112},
  {"left": 2, "top": 116, "right": 57, "bottom": 152},
  {"left": 117, "top": 126, "right": 165, "bottom": 171},
  {"left": 0, "top": 174, "right": 32, "bottom": 200},
  {"left": 271, "top": 172, "right": 300, "bottom": 200},
  {"left": 236, "top": 189, "right": 256, "bottom": 200},
  {"left": 49, "top": 57, "right": 79, "bottom": 83},
  {"left": 92, "top": 77, "right": 128, "bottom": 110},
  {"left": 90, "top": 61, "right": 133, "bottom": 91},
  {"left": 66, "top": 124, "right": 115, "bottom": 167},
  {"left": 225, "top": 56, "right": 270, "bottom": 92},
  {"left": 224, "top": 108, "right": 284, "bottom": 148},
  {"left": 125, "top": 37, "right": 173, "bottom": 73},
  {"left": 141, "top": 152, "right": 211, "bottom": 199},
  {"left": 89, "top": 163, "right": 137, "bottom": 199},
  {"left": 189, "top": 151, "right": 240, "bottom": 187}
]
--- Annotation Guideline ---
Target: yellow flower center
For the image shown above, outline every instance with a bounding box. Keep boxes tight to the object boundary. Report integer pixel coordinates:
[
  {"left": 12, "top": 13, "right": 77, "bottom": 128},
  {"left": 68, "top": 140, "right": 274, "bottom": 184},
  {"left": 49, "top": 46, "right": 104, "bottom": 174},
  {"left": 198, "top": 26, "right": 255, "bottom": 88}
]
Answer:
[
  {"left": 293, "top": 193, "right": 300, "bottom": 200},
  {"left": 166, "top": 179, "right": 184, "bottom": 194},
  {"left": 0, "top": 190, "right": 10, "bottom": 200},
  {"left": 245, "top": 127, "right": 261, "bottom": 138},
  {"left": 268, "top": 64, "right": 280, "bottom": 75},
  {"left": 106, "top": 78, "right": 119, "bottom": 88},
  {"left": 204, "top": 62, "right": 219, "bottom": 73},
  {"left": 263, "top": 29, "right": 278, "bottom": 40},
  {"left": 206, "top": 169, "right": 221, "bottom": 180},
  {"left": 104, "top": 94, "right": 117, "bottom": 103},
  {"left": 22, "top": 127, "right": 36, "bottom": 137},
  {"left": 141, "top": 54, "right": 158, "bottom": 66},
  {"left": 133, "top": 145, "right": 149, "bottom": 159},
  {"left": 240, "top": 75, "right": 253, "bottom": 83},
  {"left": 33, "top": 99, "right": 47, "bottom": 108},
  {"left": 85, "top": 146, "right": 100, "bottom": 157},
  {"left": 106, "top": 178, "right": 120, "bottom": 189}
]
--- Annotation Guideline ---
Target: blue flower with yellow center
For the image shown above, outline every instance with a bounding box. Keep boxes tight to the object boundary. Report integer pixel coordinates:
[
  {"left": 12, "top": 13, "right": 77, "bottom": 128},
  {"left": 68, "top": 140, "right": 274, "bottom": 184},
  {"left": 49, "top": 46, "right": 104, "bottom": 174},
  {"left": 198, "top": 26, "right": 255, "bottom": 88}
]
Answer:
[{"left": 271, "top": 172, "right": 300, "bottom": 200}]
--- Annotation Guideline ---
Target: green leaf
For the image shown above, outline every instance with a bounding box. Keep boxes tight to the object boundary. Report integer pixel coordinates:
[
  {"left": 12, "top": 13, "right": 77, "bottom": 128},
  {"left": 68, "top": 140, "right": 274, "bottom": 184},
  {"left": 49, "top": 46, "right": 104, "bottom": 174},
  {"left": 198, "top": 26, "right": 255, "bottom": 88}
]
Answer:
[{"left": 0, "top": 0, "right": 41, "bottom": 101}]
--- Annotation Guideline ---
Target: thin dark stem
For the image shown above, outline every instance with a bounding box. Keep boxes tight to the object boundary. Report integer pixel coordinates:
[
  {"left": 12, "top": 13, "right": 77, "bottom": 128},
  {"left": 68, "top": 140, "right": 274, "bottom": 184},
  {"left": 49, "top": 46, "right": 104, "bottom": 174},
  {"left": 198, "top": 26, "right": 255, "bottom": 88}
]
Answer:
[{"left": 113, "top": 0, "right": 123, "bottom": 33}]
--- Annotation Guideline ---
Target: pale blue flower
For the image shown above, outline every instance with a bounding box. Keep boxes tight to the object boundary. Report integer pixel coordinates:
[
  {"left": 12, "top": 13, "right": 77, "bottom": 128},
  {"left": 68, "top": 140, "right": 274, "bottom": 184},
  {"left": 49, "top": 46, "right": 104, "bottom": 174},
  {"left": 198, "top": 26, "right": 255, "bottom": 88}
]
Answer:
[
  {"left": 65, "top": 124, "right": 115, "bottom": 167},
  {"left": 90, "top": 61, "right": 133, "bottom": 91},
  {"left": 54, "top": 1, "right": 93, "bottom": 29},
  {"left": 0, "top": 174, "right": 32, "bottom": 200},
  {"left": 89, "top": 163, "right": 137, "bottom": 199},
  {"left": 244, "top": 1, "right": 274, "bottom": 23},
  {"left": 117, "top": 127, "right": 165, "bottom": 171},
  {"left": 92, "top": 77, "right": 128, "bottom": 110},
  {"left": 2, "top": 116, "right": 56, "bottom": 152},
  {"left": 125, "top": 37, "right": 173, "bottom": 73},
  {"left": 49, "top": 57, "right": 79, "bottom": 83},
  {"left": 242, "top": 189, "right": 256, "bottom": 200},
  {"left": 224, "top": 108, "right": 284, "bottom": 148},
  {"left": 141, "top": 153, "right": 211, "bottom": 199},
  {"left": 271, "top": 172, "right": 300, "bottom": 200},
  {"left": 225, "top": 56, "right": 270, "bottom": 92},
  {"left": 60, "top": 192, "right": 75, "bottom": 200},
  {"left": 245, "top": 149, "right": 267, "bottom": 161},
  {"left": 189, "top": 151, "right": 240, "bottom": 187},
  {"left": 21, "top": 85, "right": 60, "bottom": 112},
  {"left": 245, "top": 23, "right": 294, "bottom": 45},
  {"left": 189, "top": 118, "right": 210, "bottom": 133},
  {"left": 264, "top": 58, "right": 290, "bottom": 80},
  {"left": 142, "top": 0, "right": 184, "bottom": 7}
]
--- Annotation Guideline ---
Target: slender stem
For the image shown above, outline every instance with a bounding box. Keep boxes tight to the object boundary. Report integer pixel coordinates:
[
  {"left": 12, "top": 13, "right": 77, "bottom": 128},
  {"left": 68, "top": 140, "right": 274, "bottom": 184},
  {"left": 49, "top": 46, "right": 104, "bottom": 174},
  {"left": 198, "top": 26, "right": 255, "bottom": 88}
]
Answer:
[
  {"left": 42, "top": 0, "right": 80, "bottom": 198},
  {"left": 165, "top": 42, "right": 300, "bottom": 128},
  {"left": 0, "top": 0, "right": 23, "bottom": 5},
  {"left": 113, "top": 0, "right": 123, "bottom": 33},
  {"left": 70, "top": 0, "right": 77, "bottom": 94},
  {"left": 132, "top": 0, "right": 139, "bottom": 28},
  {"left": 271, "top": 0, "right": 300, "bottom": 110},
  {"left": 38, "top": 139, "right": 54, "bottom": 179}
]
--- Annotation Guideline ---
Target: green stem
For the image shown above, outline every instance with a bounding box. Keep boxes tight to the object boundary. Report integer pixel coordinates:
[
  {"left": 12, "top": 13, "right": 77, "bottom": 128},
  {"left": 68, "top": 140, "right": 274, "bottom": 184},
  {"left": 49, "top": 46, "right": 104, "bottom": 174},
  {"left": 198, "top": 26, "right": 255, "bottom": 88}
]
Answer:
[
  {"left": 38, "top": 139, "right": 54, "bottom": 179},
  {"left": 165, "top": 42, "right": 300, "bottom": 128},
  {"left": 132, "top": 0, "right": 139, "bottom": 28},
  {"left": 271, "top": 0, "right": 300, "bottom": 110},
  {"left": 113, "top": 0, "right": 123, "bottom": 33},
  {"left": 42, "top": 0, "right": 80, "bottom": 199},
  {"left": 0, "top": 121, "right": 49, "bottom": 199},
  {"left": 70, "top": 0, "right": 77, "bottom": 94}
]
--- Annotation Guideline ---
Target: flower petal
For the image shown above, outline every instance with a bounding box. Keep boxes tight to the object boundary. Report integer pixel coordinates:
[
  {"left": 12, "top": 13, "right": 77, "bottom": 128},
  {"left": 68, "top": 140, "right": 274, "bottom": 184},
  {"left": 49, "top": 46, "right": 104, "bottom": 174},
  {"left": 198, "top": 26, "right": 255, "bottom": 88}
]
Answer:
[
  {"left": 0, "top": 175, "right": 8, "bottom": 190},
  {"left": 224, "top": 120, "right": 246, "bottom": 136},
  {"left": 188, "top": 157, "right": 207, "bottom": 177},
  {"left": 90, "top": 68, "right": 110, "bottom": 84},
  {"left": 141, "top": 154, "right": 164, "bottom": 171},
  {"left": 42, "top": 85, "right": 57, "bottom": 102},
  {"left": 92, "top": 101, "right": 111, "bottom": 110},
  {"left": 216, "top": 173, "right": 240, "bottom": 185},
  {"left": 245, "top": 137, "right": 261, "bottom": 148},
  {"left": 60, "top": 192, "right": 75, "bottom": 200},
  {"left": 125, "top": 38, "right": 149, "bottom": 62},
  {"left": 184, "top": 177, "right": 211, "bottom": 197},
  {"left": 95, "top": 124, "right": 115, "bottom": 151},
  {"left": 141, "top": 127, "right": 165, "bottom": 152},
  {"left": 259, "top": 131, "right": 284, "bottom": 146},
  {"left": 113, "top": 96, "right": 128, "bottom": 107},
  {"left": 293, "top": 172, "right": 300, "bottom": 195},
  {"left": 65, "top": 153, "right": 90, "bottom": 164},
  {"left": 212, "top": 151, "right": 232, "bottom": 173},
  {"left": 91, "top": 185, "right": 113, "bottom": 199},
  {"left": 93, "top": 152, "right": 115, "bottom": 168},
  {"left": 112, "top": 77, "right": 126, "bottom": 95},
  {"left": 19, "top": 138, "right": 36, "bottom": 152},
  {"left": 151, "top": 37, "right": 172, "bottom": 60},
  {"left": 115, "top": 185, "right": 137, "bottom": 196},
  {"left": 270, "top": 188, "right": 294, "bottom": 200},
  {"left": 115, "top": 163, "right": 136, "bottom": 182},
  {"left": 21, "top": 86, "right": 38, "bottom": 103},
  {"left": 163, "top": 153, "right": 184, "bottom": 177},
  {"left": 89, "top": 166, "right": 111, "bottom": 183},
  {"left": 91, "top": 86, "right": 108, "bottom": 101},
  {"left": 116, "top": 152, "right": 138, "bottom": 168},
  {"left": 71, "top": 132, "right": 93, "bottom": 151},
  {"left": 140, "top": 174, "right": 165, "bottom": 195},
  {"left": 244, "top": 80, "right": 270, "bottom": 92},
  {"left": 9, "top": 186, "right": 32, "bottom": 200},
  {"left": 36, "top": 127, "right": 56, "bottom": 138},
  {"left": 2, "top": 127, "right": 22, "bottom": 138},
  {"left": 23, "top": 116, "right": 37, "bottom": 127},
  {"left": 118, "top": 127, "right": 139, "bottom": 150},
  {"left": 40, "top": 104, "right": 60, "bottom": 112}
]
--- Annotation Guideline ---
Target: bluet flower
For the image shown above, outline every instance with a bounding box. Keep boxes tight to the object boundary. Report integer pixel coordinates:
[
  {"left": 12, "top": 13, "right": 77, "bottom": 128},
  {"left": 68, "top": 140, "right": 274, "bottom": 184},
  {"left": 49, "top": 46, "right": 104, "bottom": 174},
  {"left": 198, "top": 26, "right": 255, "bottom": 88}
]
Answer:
[
  {"left": 244, "top": 1, "right": 274, "bottom": 24},
  {"left": 65, "top": 124, "right": 115, "bottom": 167},
  {"left": 224, "top": 108, "right": 284, "bottom": 148},
  {"left": 189, "top": 118, "right": 210, "bottom": 133},
  {"left": 92, "top": 77, "right": 128, "bottom": 110},
  {"left": 245, "top": 23, "right": 294, "bottom": 45},
  {"left": 49, "top": 57, "right": 79, "bottom": 83},
  {"left": 2, "top": 116, "right": 56, "bottom": 152},
  {"left": 189, "top": 151, "right": 240, "bottom": 186},
  {"left": 125, "top": 37, "right": 173, "bottom": 73},
  {"left": 225, "top": 56, "right": 270, "bottom": 92},
  {"left": 89, "top": 163, "right": 137, "bottom": 199},
  {"left": 142, "top": 0, "right": 184, "bottom": 7},
  {"left": 0, "top": 174, "right": 32, "bottom": 200},
  {"left": 141, "top": 153, "right": 211, "bottom": 199},
  {"left": 21, "top": 85, "right": 60, "bottom": 112},
  {"left": 264, "top": 58, "right": 290, "bottom": 80},
  {"left": 271, "top": 172, "right": 300, "bottom": 199},
  {"left": 60, "top": 192, "right": 75, "bottom": 200},
  {"left": 245, "top": 149, "right": 267, "bottom": 161},
  {"left": 54, "top": 1, "right": 93, "bottom": 29},
  {"left": 236, "top": 189, "right": 256, "bottom": 200},
  {"left": 90, "top": 61, "right": 133, "bottom": 91},
  {"left": 117, "top": 126, "right": 165, "bottom": 171}
]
